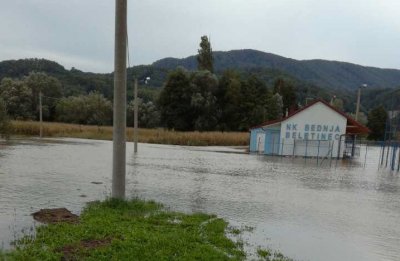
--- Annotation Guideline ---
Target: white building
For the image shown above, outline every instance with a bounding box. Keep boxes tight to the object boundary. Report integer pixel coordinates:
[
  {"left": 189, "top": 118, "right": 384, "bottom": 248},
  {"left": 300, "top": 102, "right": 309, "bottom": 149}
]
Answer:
[{"left": 249, "top": 100, "right": 369, "bottom": 158}]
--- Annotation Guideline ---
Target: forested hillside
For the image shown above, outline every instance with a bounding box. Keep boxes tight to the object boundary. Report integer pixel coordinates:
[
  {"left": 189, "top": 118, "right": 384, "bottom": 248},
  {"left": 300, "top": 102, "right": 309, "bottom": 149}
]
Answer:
[
  {"left": 0, "top": 48, "right": 399, "bottom": 133},
  {"left": 153, "top": 49, "right": 400, "bottom": 90},
  {"left": 0, "top": 59, "right": 163, "bottom": 101}
]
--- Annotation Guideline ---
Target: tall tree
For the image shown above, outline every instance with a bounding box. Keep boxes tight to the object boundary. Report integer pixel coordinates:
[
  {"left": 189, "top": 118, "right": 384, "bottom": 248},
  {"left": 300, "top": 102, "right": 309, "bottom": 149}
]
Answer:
[
  {"left": 367, "top": 106, "right": 388, "bottom": 140},
  {"left": 158, "top": 68, "right": 194, "bottom": 131},
  {"left": 0, "top": 78, "right": 34, "bottom": 120},
  {"left": 197, "top": 36, "right": 214, "bottom": 73},
  {"left": 217, "top": 70, "right": 242, "bottom": 131},
  {"left": 24, "top": 72, "right": 63, "bottom": 121},
  {"left": 0, "top": 98, "right": 11, "bottom": 138},
  {"left": 190, "top": 71, "right": 219, "bottom": 131},
  {"left": 127, "top": 99, "right": 160, "bottom": 128},
  {"left": 56, "top": 92, "right": 112, "bottom": 125},
  {"left": 238, "top": 75, "right": 270, "bottom": 130}
]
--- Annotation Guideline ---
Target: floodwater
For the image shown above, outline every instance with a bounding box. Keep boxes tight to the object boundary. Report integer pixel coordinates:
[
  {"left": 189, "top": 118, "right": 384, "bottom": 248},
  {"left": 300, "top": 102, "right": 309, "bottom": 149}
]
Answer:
[{"left": 0, "top": 138, "right": 399, "bottom": 261}]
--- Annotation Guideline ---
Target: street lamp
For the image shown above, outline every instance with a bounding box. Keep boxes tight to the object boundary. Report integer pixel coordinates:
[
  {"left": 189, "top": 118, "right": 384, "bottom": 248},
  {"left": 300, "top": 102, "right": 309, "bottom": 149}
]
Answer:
[
  {"left": 355, "top": 84, "right": 367, "bottom": 121},
  {"left": 133, "top": 76, "right": 151, "bottom": 153}
]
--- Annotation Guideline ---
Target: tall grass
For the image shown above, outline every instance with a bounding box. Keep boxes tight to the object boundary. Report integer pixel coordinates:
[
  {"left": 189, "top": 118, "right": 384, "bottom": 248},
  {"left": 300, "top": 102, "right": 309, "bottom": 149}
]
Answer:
[{"left": 11, "top": 121, "right": 249, "bottom": 146}]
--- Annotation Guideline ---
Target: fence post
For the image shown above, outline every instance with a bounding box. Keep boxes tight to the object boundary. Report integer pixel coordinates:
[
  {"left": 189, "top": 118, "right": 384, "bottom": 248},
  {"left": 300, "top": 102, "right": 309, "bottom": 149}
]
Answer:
[
  {"left": 397, "top": 143, "right": 400, "bottom": 172},
  {"left": 305, "top": 139, "right": 308, "bottom": 163},
  {"left": 272, "top": 135, "right": 275, "bottom": 156},
  {"left": 391, "top": 145, "right": 397, "bottom": 171},
  {"left": 329, "top": 141, "right": 334, "bottom": 167},
  {"left": 385, "top": 140, "right": 391, "bottom": 168},
  {"left": 317, "top": 140, "right": 321, "bottom": 166},
  {"left": 292, "top": 139, "right": 296, "bottom": 157},
  {"left": 364, "top": 141, "right": 369, "bottom": 168}
]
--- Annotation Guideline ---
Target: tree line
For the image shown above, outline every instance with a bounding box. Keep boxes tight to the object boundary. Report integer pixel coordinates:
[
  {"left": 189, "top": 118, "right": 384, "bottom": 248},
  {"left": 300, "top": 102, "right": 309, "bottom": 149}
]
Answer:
[
  {"left": 0, "top": 72, "right": 160, "bottom": 131},
  {"left": 0, "top": 36, "right": 394, "bottom": 140},
  {"left": 0, "top": 37, "right": 297, "bottom": 133},
  {"left": 158, "top": 36, "right": 298, "bottom": 131}
]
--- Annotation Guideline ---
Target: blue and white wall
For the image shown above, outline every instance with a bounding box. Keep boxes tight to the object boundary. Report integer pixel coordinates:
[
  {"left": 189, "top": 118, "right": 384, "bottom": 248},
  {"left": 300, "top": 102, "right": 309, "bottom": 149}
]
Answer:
[
  {"left": 250, "top": 124, "right": 281, "bottom": 154},
  {"left": 280, "top": 102, "right": 346, "bottom": 158},
  {"left": 250, "top": 102, "right": 347, "bottom": 158}
]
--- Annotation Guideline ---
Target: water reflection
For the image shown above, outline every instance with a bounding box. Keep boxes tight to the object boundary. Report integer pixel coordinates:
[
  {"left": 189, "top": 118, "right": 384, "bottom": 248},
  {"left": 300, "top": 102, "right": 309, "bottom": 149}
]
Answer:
[{"left": 0, "top": 138, "right": 399, "bottom": 261}]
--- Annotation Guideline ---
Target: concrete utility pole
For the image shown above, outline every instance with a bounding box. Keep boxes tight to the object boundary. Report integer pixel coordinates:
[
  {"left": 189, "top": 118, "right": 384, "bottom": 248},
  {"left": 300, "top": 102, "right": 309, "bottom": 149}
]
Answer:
[
  {"left": 39, "top": 91, "right": 43, "bottom": 138},
  {"left": 355, "top": 84, "right": 367, "bottom": 121},
  {"left": 134, "top": 78, "right": 138, "bottom": 153},
  {"left": 112, "top": 0, "right": 127, "bottom": 199}
]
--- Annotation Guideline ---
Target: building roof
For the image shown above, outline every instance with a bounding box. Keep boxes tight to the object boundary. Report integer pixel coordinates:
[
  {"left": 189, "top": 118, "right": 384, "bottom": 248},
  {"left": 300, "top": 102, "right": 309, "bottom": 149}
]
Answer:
[{"left": 250, "top": 99, "right": 370, "bottom": 135}]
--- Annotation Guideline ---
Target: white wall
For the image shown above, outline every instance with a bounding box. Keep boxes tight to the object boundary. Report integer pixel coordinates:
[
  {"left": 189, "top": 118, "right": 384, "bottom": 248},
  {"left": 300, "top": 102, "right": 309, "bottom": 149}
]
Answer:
[{"left": 279, "top": 102, "right": 347, "bottom": 158}]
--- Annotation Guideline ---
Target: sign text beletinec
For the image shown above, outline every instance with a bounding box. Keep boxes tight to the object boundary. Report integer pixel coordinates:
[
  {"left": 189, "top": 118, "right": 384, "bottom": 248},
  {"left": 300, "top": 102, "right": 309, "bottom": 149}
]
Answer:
[{"left": 285, "top": 123, "right": 342, "bottom": 141}]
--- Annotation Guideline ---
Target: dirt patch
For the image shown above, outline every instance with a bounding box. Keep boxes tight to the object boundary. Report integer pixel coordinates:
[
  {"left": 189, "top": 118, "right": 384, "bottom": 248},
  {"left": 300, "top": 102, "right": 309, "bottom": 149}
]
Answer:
[
  {"left": 59, "top": 238, "right": 112, "bottom": 261},
  {"left": 80, "top": 238, "right": 112, "bottom": 249},
  {"left": 32, "top": 208, "right": 79, "bottom": 224}
]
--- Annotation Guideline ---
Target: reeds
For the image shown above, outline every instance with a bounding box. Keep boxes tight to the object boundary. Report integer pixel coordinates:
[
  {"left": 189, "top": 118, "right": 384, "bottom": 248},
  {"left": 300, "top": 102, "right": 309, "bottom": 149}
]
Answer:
[{"left": 11, "top": 121, "right": 249, "bottom": 146}]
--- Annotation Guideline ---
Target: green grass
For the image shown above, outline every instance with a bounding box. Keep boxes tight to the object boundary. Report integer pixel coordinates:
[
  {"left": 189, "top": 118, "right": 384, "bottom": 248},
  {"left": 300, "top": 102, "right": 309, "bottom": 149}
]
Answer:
[
  {"left": 2, "top": 199, "right": 245, "bottom": 261},
  {"left": 257, "top": 248, "right": 293, "bottom": 261}
]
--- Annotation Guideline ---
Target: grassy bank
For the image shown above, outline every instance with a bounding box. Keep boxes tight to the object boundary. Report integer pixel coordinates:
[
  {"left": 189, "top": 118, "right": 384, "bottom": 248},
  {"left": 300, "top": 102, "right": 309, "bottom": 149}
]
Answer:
[
  {"left": 10, "top": 121, "right": 249, "bottom": 146},
  {"left": 0, "top": 199, "right": 293, "bottom": 261},
  {"left": 3, "top": 199, "right": 245, "bottom": 260}
]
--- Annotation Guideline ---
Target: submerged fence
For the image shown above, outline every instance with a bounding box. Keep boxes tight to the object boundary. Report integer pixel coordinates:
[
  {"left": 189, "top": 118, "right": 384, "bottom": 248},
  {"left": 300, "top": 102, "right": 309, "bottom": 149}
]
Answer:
[
  {"left": 256, "top": 139, "right": 363, "bottom": 157},
  {"left": 379, "top": 141, "right": 400, "bottom": 172},
  {"left": 255, "top": 138, "right": 367, "bottom": 167},
  {"left": 255, "top": 139, "right": 400, "bottom": 169},
  {"left": 254, "top": 138, "right": 400, "bottom": 172}
]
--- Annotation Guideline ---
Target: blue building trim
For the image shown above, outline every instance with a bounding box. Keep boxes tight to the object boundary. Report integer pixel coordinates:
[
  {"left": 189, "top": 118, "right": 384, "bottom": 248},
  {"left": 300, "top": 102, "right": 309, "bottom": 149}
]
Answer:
[
  {"left": 249, "top": 128, "right": 262, "bottom": 152},
  {"left": 264, "top": 129, "right": 281, "bottom": 155},
  {"left": 249, "top": 124, "right": 281, "bottom": 154}
]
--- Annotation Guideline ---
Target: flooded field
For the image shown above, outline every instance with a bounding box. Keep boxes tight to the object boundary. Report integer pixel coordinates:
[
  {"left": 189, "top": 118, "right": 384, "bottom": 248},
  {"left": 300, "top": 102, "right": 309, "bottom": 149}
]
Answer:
[{"left": 0, "top": 138, "right": 399, "bottom": 260}]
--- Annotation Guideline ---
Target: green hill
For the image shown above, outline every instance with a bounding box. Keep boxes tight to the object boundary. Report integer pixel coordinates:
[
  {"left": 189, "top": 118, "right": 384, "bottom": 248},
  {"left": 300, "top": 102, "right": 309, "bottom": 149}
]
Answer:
[
  {"left": 0, "top": 59, "right": 165, "bottom": 101},
  {"left": 1, "top": 52, "right": 400, "bottom": 113},
  {"left": 153, "top": 49, "right": 400, "bottom": 90}
]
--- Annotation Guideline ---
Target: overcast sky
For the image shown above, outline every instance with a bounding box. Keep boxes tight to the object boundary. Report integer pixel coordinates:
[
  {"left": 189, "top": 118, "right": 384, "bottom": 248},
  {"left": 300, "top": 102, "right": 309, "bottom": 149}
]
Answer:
[{"left": 0, "top": 0, "right": 399, "bottom": 72}]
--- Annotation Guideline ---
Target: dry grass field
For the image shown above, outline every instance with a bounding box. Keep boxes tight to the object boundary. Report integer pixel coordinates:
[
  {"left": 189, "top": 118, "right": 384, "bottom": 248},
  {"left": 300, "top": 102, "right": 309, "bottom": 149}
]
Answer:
[{"left": 10, "top": 121, "right": 249, "bottom": 146}]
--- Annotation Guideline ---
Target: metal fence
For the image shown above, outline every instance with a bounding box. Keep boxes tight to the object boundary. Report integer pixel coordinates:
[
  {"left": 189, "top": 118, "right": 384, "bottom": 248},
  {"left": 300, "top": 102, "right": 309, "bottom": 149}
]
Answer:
[
  {"left": 256, "top": 139, "right": 362, "bottom": 158},
  {"left": 254, "top": 138, "right": 380, "bottom": 168},
  {"left": 379, "top": 141, "right": 400, "bottom": 172},
  {"left": 254, "top": 139, "right": 400, "bottom": 172}
]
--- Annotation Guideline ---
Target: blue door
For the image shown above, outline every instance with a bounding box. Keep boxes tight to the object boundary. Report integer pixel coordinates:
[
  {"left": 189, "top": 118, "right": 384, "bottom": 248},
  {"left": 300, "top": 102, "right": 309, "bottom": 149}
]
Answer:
[{"left": 265, "top": 130, "right": 281, "bottom": 155}]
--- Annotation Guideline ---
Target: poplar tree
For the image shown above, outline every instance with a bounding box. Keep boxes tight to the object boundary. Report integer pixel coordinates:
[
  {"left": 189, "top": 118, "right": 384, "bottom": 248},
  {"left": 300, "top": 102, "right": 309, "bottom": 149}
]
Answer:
[{"left": 197, "top": 36, "right": 214, "bottom": 73}]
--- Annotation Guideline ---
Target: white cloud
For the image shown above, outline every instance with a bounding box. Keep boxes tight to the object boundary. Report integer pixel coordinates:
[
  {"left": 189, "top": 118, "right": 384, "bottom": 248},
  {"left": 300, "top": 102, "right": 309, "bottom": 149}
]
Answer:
[{"left": 0, "top": 0, "right": 399, "bottom": 72}]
